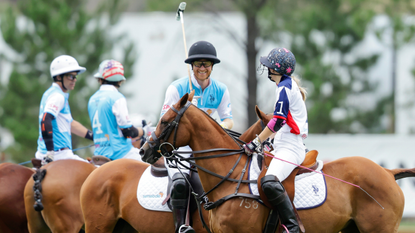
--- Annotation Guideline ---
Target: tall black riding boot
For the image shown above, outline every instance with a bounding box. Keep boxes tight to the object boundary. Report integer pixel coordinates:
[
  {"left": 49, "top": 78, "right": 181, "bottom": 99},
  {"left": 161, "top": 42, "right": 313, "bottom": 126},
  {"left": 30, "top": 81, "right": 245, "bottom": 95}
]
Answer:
[
  {"left": 170, "top": 173, "right": 195, "bottom": 233},
  {"left": 261, "top": 175, "right": 299, "bottom": 233}
]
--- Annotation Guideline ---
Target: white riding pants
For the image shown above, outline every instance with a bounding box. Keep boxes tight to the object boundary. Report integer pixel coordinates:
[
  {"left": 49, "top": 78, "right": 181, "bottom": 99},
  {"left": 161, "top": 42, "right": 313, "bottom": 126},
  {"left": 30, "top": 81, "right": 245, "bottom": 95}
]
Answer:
[
  {"left": 35, "top": 149, "right": 88, "bottom": 163},
  {"left": 165, "top": 145, "right": 192, "bottom": 178},
  {"left": 265, "top": 133, "right": 305, "bottom": 182},
  {"left": 122, "top": 147, "right": 143, "bottom": 162}
]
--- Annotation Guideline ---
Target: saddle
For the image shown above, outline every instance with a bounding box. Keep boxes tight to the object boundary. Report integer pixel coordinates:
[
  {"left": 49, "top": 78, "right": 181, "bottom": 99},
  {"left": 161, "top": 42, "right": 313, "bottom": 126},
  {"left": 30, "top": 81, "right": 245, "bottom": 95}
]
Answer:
[
  {"left": 89, "top": 156, "right": 111, "bottom": 166},
  {"left": 258, "top": 149, "right": 319, "bottom": 233}
]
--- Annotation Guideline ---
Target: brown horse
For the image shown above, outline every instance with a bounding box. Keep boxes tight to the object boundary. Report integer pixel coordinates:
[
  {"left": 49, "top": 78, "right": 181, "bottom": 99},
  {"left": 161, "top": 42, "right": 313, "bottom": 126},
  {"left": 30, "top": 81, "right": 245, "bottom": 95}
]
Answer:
[
  {"left": 79, "top": 105, "right": 273, "bottom": 232},
  {"left": 23, "top": 135, "right": 146, "bottom": 233},
  {"left": 0, "top": 163, "right": 34, "bottom": 233},
  {"left": 24, "top": 159, "right": 96, "bottom": 233},
  {"left": 141, "top": 92, "right": 414, "bottom": 233}
]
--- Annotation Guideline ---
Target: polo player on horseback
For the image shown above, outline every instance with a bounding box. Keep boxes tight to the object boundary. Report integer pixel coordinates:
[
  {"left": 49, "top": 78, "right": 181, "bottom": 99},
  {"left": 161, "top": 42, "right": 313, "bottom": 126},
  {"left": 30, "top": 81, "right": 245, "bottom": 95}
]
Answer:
[
  {"left": 36, "top": 55, "right": 93, "bottom": 165},
  {"left": 159, "top": 41, "right": 234, "bottom": 233},
  {"left": 243, "top": 48, "right": 308, "bottom": 233},
  {"left": 88, "top": 59, "right": 146, "bottom": 161}
]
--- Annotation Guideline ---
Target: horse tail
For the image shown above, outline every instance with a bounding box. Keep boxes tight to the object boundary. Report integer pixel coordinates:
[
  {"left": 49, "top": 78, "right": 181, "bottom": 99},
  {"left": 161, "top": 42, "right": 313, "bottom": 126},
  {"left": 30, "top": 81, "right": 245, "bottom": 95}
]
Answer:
[
  {"left": 385, "top": 167, "right": 415, "bottom": 180},
  {"left": 32, "top": 168, "right": 47, "bottom": 211}
]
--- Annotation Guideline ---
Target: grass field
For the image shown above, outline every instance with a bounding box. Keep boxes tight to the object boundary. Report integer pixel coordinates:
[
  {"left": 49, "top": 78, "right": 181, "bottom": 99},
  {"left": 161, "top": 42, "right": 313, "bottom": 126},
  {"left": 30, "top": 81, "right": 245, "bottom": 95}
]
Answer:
[{"left": 399, "top": 218, "right": 415, "bottom": 233}]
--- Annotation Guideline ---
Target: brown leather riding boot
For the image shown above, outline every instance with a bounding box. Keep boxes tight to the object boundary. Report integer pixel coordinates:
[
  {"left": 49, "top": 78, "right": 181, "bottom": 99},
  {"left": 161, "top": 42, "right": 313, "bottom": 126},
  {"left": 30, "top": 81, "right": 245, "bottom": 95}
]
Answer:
[{"left": 261, "top": 175, "right": 299, "bottom": 233}]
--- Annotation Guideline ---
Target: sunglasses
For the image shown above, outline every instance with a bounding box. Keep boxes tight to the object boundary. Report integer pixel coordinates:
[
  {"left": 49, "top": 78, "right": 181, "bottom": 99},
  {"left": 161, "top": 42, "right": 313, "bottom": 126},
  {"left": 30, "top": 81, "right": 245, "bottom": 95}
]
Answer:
[
  {"left": 193, "top": 61, "right": 213, "bottom": 68},
  {"left": 65, "top": 74, "right": 77, "bottom": 81}
]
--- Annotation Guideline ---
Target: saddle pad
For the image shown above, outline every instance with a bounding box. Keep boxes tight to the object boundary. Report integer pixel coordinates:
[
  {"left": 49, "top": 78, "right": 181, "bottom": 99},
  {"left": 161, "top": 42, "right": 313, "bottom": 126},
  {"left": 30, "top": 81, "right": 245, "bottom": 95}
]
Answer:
[
  {"left": 137, "top": 166, "right": 171, "bottom": 212},
  {"left": 248, "top": 157, "right": 327, "bottom": 209}
]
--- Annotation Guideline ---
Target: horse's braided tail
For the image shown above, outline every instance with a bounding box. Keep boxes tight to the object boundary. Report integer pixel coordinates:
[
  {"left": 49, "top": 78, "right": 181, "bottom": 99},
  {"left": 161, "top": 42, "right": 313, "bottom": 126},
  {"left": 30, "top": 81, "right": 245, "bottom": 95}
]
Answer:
[
  {"left": 386, "top": 167, "right": 415, "bottom": 180},
  {"left": 33, "top": 168, "right": 47, "bottom": 211}
]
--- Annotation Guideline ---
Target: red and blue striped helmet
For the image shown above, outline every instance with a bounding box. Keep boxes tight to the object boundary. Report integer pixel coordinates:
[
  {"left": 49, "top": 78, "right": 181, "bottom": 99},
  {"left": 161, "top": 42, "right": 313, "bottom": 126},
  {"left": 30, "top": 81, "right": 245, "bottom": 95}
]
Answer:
[{"left": 260, "top": 48, "right": 296, "bottom": 76}]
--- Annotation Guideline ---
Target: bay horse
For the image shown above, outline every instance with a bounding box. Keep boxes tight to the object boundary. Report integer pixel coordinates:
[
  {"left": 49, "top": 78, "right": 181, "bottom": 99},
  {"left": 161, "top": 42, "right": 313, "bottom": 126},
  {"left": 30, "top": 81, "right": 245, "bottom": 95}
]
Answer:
[
  {"left": 23, "top": 136, "right": 145, "bottom": 233},
  {"left": 0, "top": 163, "right": 34, "bottom": 233},
  {"left": 140, "top": 92, "right": 415, "bottom": 233},
  {"left": 79, "top": 104, "right": 274, "bottom": 232}
]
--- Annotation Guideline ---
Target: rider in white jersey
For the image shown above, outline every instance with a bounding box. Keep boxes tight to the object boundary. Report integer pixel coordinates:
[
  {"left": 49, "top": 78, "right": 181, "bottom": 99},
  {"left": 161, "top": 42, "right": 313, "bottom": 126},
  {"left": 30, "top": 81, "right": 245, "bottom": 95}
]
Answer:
[
  {"left": 160, "top": 41, "right": 233, "bottom": 233},
  {"left": 88, "top": 60, "right": 145, "bottom": 161},
  {"left": 243, "top": 48, "right": 308, "bottom": 233},
  {"left": 36, "top": 55, "right": 93, "bottom": 165}
]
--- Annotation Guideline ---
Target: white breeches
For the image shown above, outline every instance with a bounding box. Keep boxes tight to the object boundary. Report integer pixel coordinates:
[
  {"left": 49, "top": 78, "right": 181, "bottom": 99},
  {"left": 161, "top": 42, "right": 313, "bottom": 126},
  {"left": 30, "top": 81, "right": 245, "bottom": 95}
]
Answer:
[
  {"left": 122, "top": 147, "right": 143, "bottom": 162},
  {"left": 265, "top": 133, "right": 305, "bottom": 182},
  {"left": 165, "top": 145, "right": 192, "bottom": 178},
  {"left": 35, "top": 150, "right": 88, "bottom": 163}
]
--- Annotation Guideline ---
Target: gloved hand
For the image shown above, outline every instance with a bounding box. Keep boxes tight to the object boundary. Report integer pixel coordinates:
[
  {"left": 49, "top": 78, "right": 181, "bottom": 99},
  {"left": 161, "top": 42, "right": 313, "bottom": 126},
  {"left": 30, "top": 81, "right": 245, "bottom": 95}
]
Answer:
[
  {"left": 220, "top": 122, "right": 228, "bottom": 129},
  {"left": 41, "top": 151, "right": 54, "bottom": 166},
  {"left": 243, "top": 137, "right": 262, "bottom": 155},
  {"left": 191, "top": 98, "right": 198, "bottom": 106}
]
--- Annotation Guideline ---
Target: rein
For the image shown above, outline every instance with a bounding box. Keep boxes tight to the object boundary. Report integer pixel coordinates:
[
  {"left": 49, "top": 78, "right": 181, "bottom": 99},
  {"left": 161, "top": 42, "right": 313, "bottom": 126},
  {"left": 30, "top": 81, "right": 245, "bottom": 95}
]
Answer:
[{"left": 149, "top": 100, "right": 261, "bottom": 232}]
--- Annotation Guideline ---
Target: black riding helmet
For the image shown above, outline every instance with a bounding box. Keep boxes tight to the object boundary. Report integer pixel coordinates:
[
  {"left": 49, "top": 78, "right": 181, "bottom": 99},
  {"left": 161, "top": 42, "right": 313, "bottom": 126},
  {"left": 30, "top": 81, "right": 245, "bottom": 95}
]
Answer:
[{"left": 184, "top": 41, "right": 221, "bottom": 64}]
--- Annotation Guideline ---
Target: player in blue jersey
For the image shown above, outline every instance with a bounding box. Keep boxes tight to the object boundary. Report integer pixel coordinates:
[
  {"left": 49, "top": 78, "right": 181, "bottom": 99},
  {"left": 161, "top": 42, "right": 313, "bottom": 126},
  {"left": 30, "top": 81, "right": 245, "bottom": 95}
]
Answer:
[
  {"left": 160, "top": 41, "right": 233, "bottom": 233},
  {"left": 88, "top": 60, "right": 145, "bottom": 161},
  {"left": 243, "top": 48, "right": 308, "bottom": 233},
  {"left": 36, "top": 55, "right": 94, "bottom": 165}
]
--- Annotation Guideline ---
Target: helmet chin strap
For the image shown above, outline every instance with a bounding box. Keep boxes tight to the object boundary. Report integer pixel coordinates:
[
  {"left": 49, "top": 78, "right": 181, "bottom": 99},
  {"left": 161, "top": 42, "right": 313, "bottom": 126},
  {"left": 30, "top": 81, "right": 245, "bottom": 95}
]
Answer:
[
  {"left": 268, "top": 69, "right": 275, "bottom": 83},
  {"left": 58, "top": 76, "right": 68, "bottom": 90}
]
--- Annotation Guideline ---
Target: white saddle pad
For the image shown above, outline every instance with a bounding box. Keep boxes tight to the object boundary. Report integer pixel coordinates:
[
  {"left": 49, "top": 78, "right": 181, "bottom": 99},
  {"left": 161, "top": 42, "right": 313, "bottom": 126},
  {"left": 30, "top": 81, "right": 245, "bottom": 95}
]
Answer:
[
  {"left": 248, "top": 154, "right": 327, "bottom": 209},
  {"left": 137, "top": 166, "right": 171, "bottom": 212}
]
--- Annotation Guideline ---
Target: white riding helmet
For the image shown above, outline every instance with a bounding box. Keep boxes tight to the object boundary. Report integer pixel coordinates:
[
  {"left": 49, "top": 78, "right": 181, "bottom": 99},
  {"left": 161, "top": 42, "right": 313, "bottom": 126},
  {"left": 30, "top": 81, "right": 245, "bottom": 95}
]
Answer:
[
  {"left": 50, "top": 55, "right": 86, "bottom": 78},
  {"left": 98, "top": 60, "right": 126, "bottom": 82}
]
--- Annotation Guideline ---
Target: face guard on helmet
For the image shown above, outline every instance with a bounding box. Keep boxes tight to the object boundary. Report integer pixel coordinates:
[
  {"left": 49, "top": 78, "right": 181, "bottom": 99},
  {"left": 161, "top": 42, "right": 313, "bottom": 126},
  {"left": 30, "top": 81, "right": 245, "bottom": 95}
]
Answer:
[
  {"left": 259, "top": 48, "right": 296, "bottom": 79},
  {"left": 185, "top": 41, "right": 221, "bottom": 65}
]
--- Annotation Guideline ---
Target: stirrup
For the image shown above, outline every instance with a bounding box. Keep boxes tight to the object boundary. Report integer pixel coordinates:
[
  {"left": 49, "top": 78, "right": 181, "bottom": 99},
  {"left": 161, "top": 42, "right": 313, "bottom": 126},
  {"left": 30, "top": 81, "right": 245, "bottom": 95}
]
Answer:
[{"left": 178, "top": 225, "right": 195, "bottom": 233}]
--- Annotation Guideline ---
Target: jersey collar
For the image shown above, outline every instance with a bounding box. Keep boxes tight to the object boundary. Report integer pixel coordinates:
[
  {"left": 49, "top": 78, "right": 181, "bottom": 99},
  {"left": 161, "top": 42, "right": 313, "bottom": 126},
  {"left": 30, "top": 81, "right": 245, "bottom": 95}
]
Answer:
[{"left": 99, "top": 84, "right": 119, "bottom": 92}]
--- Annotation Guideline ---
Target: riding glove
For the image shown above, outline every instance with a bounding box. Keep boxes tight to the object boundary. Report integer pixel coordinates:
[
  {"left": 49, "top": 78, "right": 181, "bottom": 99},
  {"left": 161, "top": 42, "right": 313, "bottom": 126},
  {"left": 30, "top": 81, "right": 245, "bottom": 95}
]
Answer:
[
  {"left": 243, "top": 136, "right": 262, "bottom": 155},
  {"left": 41, "top": 151, "right": 54, "bottom": 166}
]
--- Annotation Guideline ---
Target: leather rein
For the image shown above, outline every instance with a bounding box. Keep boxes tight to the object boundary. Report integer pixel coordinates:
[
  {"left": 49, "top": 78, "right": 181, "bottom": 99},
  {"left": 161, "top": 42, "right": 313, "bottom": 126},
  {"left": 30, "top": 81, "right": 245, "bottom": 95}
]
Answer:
[{"left": 148, "top": 101, "right": 261, "bottom": 210}]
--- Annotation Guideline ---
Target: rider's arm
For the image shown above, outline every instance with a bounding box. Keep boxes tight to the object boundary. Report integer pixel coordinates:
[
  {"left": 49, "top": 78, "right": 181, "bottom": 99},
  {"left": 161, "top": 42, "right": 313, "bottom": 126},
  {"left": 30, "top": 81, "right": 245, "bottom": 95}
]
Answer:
[
  {"left": 160, "top": 85, "right": 180, "bottom": 117},
  {"left": 71, "top": 120, "right": 93, "bottom": 141},
  {"left": 41, "top": 112, "right": 55, "bottom": 151},
  {"left": 112, "top": 97, "right": 143, "bottom": 138},
  {"left": 217, "top": 89, "right": 233, "bottom": 129}
]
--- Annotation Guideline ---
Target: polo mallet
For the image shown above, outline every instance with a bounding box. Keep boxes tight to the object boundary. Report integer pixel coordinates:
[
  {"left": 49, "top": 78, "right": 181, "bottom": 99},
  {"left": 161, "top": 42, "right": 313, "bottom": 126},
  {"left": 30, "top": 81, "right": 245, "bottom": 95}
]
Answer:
[{"left": 176, "top": 2, "right": 193, "bottom": 92}]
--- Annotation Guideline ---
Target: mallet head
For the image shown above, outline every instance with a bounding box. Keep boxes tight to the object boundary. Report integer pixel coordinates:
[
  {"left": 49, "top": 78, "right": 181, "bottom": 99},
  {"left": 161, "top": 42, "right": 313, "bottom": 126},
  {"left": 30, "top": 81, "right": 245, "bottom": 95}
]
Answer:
[{"left": 176, "top": 2, "right": 187, "bottom": 21}]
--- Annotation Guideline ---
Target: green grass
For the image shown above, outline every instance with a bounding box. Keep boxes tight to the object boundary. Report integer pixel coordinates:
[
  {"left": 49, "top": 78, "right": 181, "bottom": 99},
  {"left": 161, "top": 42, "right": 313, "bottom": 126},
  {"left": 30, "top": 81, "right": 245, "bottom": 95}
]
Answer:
[{"left": 399, "top": 218, "right": 415, "bottom": 233}]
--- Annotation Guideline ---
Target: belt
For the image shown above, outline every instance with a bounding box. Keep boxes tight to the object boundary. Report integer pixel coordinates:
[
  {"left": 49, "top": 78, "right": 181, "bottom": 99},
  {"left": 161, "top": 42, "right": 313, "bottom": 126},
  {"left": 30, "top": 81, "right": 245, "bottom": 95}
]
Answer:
[{"left": 54, "top": 148, "right": 69, "bottom": 152}]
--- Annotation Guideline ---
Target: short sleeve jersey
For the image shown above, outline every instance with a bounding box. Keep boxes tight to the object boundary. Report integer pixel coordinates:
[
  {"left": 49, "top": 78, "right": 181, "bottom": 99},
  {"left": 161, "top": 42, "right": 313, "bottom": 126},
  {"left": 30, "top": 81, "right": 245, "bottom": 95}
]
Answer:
[
  {"left": 273, "top": 75, "right": 308, "bottom": 139},
  {"left": 37, "top": 83, "right": 73, "bottom": 153},
  {"left": 88, "top": 85, "right": 133, "bottom": 160},
  {"left": 160, "top": 74, "right": 233, "bottom": 121}
]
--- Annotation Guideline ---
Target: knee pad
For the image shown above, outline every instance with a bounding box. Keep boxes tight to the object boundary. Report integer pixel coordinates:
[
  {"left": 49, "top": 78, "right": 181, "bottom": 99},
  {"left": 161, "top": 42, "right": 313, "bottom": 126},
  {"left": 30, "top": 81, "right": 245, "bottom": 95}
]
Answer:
[
  {"left": 261, "top": 175, "right": 285, "bottom": 202},
  {"left": 171, "top": 173, "right": 190, "bottom": 208}
]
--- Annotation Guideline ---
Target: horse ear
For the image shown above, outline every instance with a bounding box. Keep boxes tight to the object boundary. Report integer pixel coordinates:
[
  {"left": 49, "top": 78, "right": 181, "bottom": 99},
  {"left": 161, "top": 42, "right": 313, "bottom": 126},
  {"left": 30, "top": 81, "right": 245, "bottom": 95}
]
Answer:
[
  {"left": 188, "top": 90, "right": 195, "bottom": 101},
  {"left": 180, "top": 93, "right": 189, "bottom": 107},
  {"left": 255, "top": 105, "right": 264, "bottom": 120}
]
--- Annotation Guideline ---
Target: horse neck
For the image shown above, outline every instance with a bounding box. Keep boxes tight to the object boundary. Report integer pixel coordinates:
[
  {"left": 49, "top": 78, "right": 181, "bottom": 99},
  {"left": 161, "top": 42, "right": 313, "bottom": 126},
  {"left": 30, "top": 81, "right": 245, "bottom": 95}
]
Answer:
[
  {"left": 184, "top": 110, "right": 249, "bottom": 200},
  {"left": 239, "top": 119, "right": 262, "bottom": 143}
]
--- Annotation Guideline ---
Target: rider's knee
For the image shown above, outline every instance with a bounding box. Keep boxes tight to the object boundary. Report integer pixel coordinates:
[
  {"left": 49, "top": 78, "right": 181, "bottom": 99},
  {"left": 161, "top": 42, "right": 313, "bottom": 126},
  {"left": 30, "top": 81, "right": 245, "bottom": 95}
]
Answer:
[
  {"left": 261, "top": 175, "right": 285, "bottom": 195},
  {"left": 171, "top": 173, "right": 190, "bottom": 203}
]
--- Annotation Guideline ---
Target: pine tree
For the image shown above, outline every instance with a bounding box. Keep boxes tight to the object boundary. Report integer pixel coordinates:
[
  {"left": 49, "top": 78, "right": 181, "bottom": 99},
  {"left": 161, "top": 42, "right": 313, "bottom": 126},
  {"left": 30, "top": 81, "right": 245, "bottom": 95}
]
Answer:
[{"left": 0, "top": 0, "right": 135, "bottom": 163}]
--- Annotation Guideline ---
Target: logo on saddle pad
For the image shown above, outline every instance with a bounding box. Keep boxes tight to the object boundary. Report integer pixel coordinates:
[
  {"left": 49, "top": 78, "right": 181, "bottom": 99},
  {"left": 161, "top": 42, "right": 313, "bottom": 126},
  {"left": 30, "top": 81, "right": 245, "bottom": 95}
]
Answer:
[{"left": 143, "top": 192, "right": 164, "bottom": 199}]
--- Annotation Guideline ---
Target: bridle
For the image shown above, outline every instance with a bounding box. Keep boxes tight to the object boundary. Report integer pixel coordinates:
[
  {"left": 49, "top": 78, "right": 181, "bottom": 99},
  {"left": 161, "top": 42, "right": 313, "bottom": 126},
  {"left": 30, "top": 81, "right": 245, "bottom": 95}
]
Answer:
[{"left": 145, "top": 101, "right": 266, "bottom": 233}]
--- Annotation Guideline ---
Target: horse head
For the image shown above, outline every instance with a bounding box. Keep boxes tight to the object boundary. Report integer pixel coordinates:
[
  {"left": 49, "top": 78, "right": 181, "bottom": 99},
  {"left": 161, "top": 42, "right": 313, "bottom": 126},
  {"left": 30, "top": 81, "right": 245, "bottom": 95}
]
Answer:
[{"left": 140, "top": 91, "right": 195, "bottom": 164}]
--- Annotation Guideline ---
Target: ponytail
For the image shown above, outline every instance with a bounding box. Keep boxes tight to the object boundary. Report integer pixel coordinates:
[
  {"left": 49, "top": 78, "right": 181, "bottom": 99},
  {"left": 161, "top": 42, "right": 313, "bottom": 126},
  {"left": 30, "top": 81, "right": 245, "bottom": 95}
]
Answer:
[{"left": 292, "top": 76, "right": 307, "bottom": 101}]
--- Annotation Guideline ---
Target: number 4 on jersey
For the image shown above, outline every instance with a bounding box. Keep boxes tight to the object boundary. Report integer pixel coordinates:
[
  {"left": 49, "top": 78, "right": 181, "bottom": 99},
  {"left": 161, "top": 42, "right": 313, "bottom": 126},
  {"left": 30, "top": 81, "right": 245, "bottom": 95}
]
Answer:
[{"left": 93, "top": 111, "right": 103, "bottom": 134}]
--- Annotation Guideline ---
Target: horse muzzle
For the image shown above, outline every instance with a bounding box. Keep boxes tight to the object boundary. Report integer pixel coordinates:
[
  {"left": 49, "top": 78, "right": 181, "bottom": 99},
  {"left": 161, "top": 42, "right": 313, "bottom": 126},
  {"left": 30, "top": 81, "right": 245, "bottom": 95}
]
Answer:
[{"left": 139, "top": 147, "right": 161, "bottom": 164}]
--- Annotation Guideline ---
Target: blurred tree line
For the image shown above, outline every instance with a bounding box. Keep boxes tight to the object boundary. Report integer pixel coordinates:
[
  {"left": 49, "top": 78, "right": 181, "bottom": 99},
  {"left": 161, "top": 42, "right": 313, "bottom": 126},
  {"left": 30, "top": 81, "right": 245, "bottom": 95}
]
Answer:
[
  {"left": 148, "top": 0, "right": 415, "bottom": 134},
  {"left": 0, "top": 0, "right": 135, "bottom": 163}
]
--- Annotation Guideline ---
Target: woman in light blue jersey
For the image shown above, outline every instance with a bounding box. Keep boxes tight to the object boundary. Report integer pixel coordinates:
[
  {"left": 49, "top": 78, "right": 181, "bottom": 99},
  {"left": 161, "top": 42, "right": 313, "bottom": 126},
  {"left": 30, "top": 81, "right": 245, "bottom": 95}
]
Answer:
[
  {"left": 243, "top": 48, "right": 308, "bottom": 233},
  {"left": 159, "top": 41, "right": 234, "bottom": 233},
  {"left": 88, "top": 60, "right": 146, "bottom": 161},
  {"left": 36, "top": 55, "right": 94, "bottom": 165}
]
